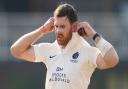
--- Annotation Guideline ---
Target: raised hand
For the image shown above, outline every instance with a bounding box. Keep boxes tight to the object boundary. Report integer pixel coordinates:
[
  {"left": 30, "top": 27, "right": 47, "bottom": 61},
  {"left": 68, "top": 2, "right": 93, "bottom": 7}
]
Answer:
[
  {"left": 77, "top": 22, "right": 96, "bottom": 38},
  {"left": 39, "top": 17, "right": 55, "bottom": 34}
]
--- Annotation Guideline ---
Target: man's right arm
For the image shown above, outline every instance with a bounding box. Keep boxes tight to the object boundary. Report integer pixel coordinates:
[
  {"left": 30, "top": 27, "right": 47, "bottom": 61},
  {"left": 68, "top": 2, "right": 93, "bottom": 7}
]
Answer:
[{"left": 10, "top": 17, "right": 54, "bottom": 62}]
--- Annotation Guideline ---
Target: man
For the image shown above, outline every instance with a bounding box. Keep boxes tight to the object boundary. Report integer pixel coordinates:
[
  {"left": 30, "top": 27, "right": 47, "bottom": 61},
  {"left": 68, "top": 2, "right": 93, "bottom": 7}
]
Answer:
[{"left": 10, "top": 3, "right": 119, "bottom": 89}]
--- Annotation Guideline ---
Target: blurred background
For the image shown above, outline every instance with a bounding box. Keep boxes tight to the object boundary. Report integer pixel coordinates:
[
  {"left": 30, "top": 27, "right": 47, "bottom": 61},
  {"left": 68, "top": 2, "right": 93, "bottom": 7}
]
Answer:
[{"left": 0, "top": 0, "right": 128, "bottom": 89}]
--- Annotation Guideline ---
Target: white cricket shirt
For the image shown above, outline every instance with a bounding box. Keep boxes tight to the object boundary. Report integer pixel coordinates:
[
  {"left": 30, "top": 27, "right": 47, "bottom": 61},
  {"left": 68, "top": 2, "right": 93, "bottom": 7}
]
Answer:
[{"left": 33, "top": 32, "right": 101, "bottom": 89}]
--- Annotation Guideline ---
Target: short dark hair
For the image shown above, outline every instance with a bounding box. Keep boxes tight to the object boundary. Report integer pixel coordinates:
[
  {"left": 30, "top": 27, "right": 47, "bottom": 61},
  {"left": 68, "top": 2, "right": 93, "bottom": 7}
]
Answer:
[{"left": 54, "top": 3, "right": 78, "bottom": 24}]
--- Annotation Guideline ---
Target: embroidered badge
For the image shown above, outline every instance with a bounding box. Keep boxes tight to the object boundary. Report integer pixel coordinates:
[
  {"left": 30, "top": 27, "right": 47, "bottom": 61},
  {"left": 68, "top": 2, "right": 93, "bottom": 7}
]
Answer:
[
  {"left": 72, "top": 52, "right": 79, "bottom": 59},
  {"left": 70, "top": 52, "right": 79, "bottom": 63}
]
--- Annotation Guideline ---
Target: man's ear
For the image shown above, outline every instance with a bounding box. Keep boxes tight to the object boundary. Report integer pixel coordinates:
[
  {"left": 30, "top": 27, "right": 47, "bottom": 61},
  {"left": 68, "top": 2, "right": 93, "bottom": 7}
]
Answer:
[{"left": 71, "top": 22, "right": 77, "bottom": 32}]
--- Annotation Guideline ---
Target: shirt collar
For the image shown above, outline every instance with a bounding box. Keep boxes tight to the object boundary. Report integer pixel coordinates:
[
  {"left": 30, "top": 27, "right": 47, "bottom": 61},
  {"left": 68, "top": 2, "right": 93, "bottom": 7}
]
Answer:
[{"left": 54, "top": 32, "right": 90, "bottom": 53}]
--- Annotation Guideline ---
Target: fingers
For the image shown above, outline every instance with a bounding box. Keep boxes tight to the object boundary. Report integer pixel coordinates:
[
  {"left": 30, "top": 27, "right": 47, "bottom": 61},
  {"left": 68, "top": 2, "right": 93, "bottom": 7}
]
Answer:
[
  {"left": 77, "top": 22, "right": 88, "bottom": 30},
  {"left": 39, "top": 17, "right": 55, "bottom": 34},
  {"left": 76, "top": 22, "right": 96, "bottom": 37},
  {"left": 49, "top": 17, "right": 55, "bottom": 24},
  {"left": 76, "top": 22, "right": 87, "bottom": 33},
  {"left": 44, "top": 17, "right": 54, "bottom": 27},
  {"left": 78, "top": 28, "right": 86, "bottom": 36},
  {"left": 47, "top": 17, "right": 54, "bottom": 31}
]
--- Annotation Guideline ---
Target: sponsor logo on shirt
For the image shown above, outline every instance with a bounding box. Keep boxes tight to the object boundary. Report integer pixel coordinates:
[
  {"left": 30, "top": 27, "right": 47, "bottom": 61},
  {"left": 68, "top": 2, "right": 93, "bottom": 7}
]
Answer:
[
  {"left": 49, "top": 72, "right": 70, "bottom": 83},
  {"left": 49, "top": 67, "right": 70, "bottom": 83},
  {"left": 56, "top": 67, "right": 63, "bottom": 71}
]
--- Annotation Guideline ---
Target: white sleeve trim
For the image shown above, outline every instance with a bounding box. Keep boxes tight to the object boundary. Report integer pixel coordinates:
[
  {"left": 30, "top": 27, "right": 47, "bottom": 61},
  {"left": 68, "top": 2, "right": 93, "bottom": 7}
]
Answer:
[
  {"left": 94, "top": 49, "right": 101, "bottom": 67},
  {"left": 33, "top": 44, "right": 47, "bottom": 63},
  {"left": 88, "top": 48, "right": 101, "bottom": 68},
  {"left": 33, "top": 45, "right": 41, "bottom": 62}
]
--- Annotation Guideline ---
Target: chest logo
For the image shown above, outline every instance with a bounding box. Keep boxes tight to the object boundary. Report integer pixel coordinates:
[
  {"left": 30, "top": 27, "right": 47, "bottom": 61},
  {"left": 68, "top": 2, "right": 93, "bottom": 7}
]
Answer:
[
  {"left": 72, "top": 52, "right": 79, "bottom": 59},
  {"left": 70, "top": 52, "right": 79, "bottom": 63},
  {"left": 49, "top": 55, "right": 56, "bottom": 59}
]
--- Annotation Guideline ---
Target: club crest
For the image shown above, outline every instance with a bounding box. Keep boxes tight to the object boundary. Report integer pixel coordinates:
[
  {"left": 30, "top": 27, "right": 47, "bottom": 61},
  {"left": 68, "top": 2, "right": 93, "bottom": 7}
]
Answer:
[
  {"left": 70, "top": 52, "right": 79, "bottom": 63},
  {"left": 72, "top": 52, "right": 79, "bottom": 59}
]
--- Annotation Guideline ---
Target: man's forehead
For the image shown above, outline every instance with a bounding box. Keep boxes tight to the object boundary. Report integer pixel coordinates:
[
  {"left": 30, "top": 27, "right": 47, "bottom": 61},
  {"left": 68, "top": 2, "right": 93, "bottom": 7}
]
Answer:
[{"left": 54, "top": 16, "right": 69, "bottom": 22}]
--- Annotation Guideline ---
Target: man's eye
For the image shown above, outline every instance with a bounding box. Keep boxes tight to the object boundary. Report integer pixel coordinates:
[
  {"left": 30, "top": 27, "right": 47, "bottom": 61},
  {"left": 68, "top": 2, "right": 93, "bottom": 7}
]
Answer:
[
  {"left": 55, "top": 25, "right": 58, "bottom": 28},
  {"left": 61, "top": 26, "right": 65, "bottom": 28}
]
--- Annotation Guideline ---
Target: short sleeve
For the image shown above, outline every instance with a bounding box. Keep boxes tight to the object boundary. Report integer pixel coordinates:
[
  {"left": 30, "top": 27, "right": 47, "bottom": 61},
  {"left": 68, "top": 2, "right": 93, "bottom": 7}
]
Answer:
[
  {"left": 88, "top": 47, "right": 101, "bottom": 68},
  {"left": 33, "top": 43, "right": 52, "bottom": 63}
]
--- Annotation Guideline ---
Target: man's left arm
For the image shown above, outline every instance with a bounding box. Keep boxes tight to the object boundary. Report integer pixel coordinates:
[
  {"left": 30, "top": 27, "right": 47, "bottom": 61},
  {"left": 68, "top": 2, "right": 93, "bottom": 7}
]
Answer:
[
  {"left": 77, "top": 22, "right": 119, "bottom": 69},
  {"left": 93, "top": 34, "right": 119, "bottom": 69}
]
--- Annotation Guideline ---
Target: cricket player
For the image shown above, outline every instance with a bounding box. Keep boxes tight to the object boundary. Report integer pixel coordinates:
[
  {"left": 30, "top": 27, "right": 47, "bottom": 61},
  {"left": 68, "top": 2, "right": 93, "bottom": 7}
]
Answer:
[{"left": 10, "top": 3, "right": 119, "bottom": 89}]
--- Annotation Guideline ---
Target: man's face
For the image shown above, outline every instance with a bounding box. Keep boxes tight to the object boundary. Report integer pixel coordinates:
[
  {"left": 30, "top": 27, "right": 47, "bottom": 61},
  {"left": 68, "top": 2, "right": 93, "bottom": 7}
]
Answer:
[{"left": 54, "top": 16, "right": 73, "bottom": 47}]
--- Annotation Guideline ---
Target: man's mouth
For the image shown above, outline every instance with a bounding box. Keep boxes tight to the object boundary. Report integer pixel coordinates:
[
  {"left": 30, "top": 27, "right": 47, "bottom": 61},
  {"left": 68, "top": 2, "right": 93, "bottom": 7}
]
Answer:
[{"left": 57, "top": 34, "right": 63, "bottom": 40}]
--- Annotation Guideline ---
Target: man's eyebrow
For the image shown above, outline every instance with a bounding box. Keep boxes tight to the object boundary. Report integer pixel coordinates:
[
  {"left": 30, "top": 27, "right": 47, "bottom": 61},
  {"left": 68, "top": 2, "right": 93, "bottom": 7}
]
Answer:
[{"left": 64, "top": 16, "right": 68, "bottom": 22}]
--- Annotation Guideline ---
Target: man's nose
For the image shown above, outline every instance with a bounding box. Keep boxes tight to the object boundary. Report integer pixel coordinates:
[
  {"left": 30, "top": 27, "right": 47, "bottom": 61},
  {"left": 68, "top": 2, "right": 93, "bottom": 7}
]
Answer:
[{"left": 56, "top": 28, "right": 63, "bottom": 33}]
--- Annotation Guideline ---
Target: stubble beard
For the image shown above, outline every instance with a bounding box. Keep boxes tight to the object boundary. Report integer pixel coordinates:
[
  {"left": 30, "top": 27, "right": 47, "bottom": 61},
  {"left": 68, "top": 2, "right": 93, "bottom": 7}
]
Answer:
[{"left": 57, "top": 33, "right": 72, "bottom": 48}]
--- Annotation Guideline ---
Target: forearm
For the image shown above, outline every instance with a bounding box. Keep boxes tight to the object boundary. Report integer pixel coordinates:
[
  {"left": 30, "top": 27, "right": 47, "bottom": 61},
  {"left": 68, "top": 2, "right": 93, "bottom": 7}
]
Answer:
[
  {"left": 94, "top": 35, "right": 112, "bottom": 56},
  {"left": 93, "top": 34, "right": 119, "bottom": 68},
  {"left": 11, "top": 26, "right": 45, "bottom": 56}
]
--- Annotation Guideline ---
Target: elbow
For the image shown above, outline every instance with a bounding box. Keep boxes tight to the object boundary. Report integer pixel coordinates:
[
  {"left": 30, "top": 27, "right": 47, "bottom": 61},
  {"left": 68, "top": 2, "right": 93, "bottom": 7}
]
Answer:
[
  {"left": 106, "top": 56, "right": 119, "bottom": 69},
  {"left": 109, "top": 51, "right": 119, "bottom": 68},
  {"left": 112, "top": 55, "right": 119, "bottom": 68},
  {"left": 97, "top": 55, "right": 119, "bottom": 70},
  {"left": 110, "top": 48, "right": 120, "bottom": 68},
  {"left": 104, "top": 49, "right": 119, "bottom": 69},
  {"left": 10, "top": 45, "right": 21, "bottom": 59}
]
